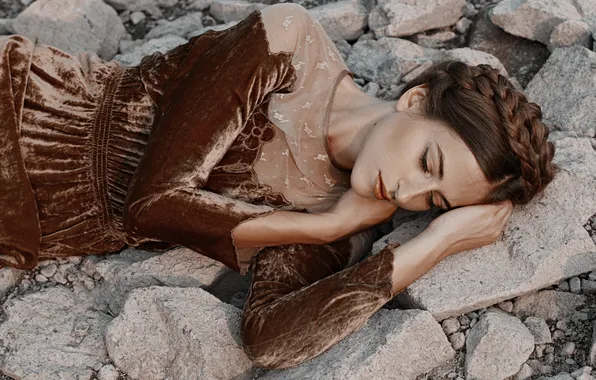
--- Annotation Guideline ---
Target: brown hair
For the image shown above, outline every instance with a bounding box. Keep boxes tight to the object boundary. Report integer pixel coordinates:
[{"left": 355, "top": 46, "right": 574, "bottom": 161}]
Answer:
[{"left": 399, "top": 61, "right": 556, "bottom": 205}]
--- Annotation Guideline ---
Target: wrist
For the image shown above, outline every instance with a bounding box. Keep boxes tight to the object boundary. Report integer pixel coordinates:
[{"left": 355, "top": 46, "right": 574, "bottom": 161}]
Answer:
[{"left": 421, "top": 223, "right": 457, "bottom": 262}]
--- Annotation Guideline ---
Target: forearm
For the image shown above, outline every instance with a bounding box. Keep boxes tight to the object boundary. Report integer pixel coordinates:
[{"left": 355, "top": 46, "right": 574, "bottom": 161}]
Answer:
[
  {"left": 388, "top": 227, "right": 449, "bottom": 296},
  {"left": 232, "top": 210, "right": 339, "bottom": 248}
]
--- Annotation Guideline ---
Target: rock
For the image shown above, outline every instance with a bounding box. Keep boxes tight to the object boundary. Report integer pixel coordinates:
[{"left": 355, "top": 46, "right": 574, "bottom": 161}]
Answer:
[
  {"left": 187, "top": 20, "right": 239, "bottom": 38},
  {"left": 259, "top": 309, "right": 455, "bottom": 380},
  {"left": 413, "top": 31, "right": 458, "bottom": 49},
  {"left": 570, "top": 276, "right": 582, "bottom": 293},
  {"left": 93, "top": 247, "right": 241, "bottom": 315},
  {"left": 104, "top": 0, "right": 178, "bottom": 18},
  {"left": 591, "top": 322, "right": 596, "bottom": 365},
  {"left": 309, "top": 0, "right": 369, "bottom": 41},
  {"left": 516, "top": 363, "right": 534, "bottom": 380},
  {"left": 442, "top": 317, "right": 461, "bottom": 335},
  {"left": 188, "top": 0, "right": 214, "bottom": 11},
  {"left": 524, "top": 317, "right": 552, "bottom": 344},
  {"left": 525, "top": 46, "right": 596, "bottom": 137},
  {"left": 583, "top": 279, "right": 596, "bottom": 293},
  {"left": 210, "top": 0, "right": 268, "bottom": 23},
  {"left": 13, "top": 0, "right": 126, "bottom": 60},
  {"left": 0, "top": 267, "right": 22, "bottom": 299},
  {"left": 130, "top": 11, "right": 146, "bottom": 25},
  {"left": 542, "top": 373, "right": 574, "bottom": 380},
  {"left": 498, "top": 301, "right": 514, "bottom": 313},
  {"left": 114, "top": 35, "right": 188, "bottom": 67},
  {"left": 571, "top": 367, "right": 593, "bottom": 379},
  {"left": 465, "top": 311, "right": 535, "bottom": 380},
  {"left": 97, "top": 364, "right": 120, "bottom": 380},
  {"left": 468, "top": 11, "right": 549, "bottom": 88},
  {"left": 449, "top": 332, "right": 466, "bottom": 350},
  {"left": 0, "top": 287, "right": 110, "bottom": 379},
  {"left": 145, "top": 12, "right": 203, "bottom": 40},
  {"left": 372, "top": 138, "right": 596, "bottom": 321},
  {"left": 558, "top": 280, "right": 571, "bottom": 291},
  {"left": 0, "top": 18, "right": 13, "bottom": 35},
  {"left": 369, "top": 0, "right": 466, "bottom": 38},
  {"left": 335, "top": 39, "right": 352, "bottom": 61},
  {"left": 455, "top": 17, "right": 472, "bottom": 34},
  {"left": 489, "top": 0, "right": 591, "bottom": 45},
  {"left": 40, "top": 263, "right": 57, "bottom": 278},
  {"left": 548, "top": 20, "right": 592, "bottom": 51},
  {"left": 346, "top": 37, "right": 506, "bottom": 88},
  {"left": 106, "top": 286, "right": 253, "bottom": 380},
  {"left": 561, "top": 341, "right": 576, "bottom": 354},
  {"left": 513, "top": 290, "right": 587, "bottom": 321}
]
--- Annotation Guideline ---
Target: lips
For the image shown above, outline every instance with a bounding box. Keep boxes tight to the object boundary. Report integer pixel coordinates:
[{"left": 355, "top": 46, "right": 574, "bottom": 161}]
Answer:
[{"left": 375, "top": 171, "right": 390, "bottom": 201}]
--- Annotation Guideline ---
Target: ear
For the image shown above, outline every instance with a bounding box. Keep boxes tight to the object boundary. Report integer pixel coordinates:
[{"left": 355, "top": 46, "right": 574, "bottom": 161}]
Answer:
[{"left": 395, "top": 84, "right": 430, "bottom": 112}]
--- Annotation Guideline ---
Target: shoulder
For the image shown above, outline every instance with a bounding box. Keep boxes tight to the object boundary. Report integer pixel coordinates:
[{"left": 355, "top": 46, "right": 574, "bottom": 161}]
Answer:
[{"left": 259, "top": 3, "right": 318, "bottom": 54}]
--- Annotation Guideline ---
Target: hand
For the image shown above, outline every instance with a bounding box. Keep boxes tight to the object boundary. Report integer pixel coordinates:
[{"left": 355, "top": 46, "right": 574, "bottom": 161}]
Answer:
[
  {"left": 427, "top": 201, "right": 513, "bottom": 260},
  {"left": 325, "top": 188, "right": 398, "bottom": 240}
]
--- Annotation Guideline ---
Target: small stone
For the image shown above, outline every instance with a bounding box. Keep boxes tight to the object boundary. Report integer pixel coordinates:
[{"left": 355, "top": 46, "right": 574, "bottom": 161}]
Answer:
[
  {"left": 467, "top": 311, "right": 479, "bottom": 320},
  {"left": 545, "top": 346, "right": 554, "bottom": 354},
  {"left": 83, "top": 278, "right": 95, "bottom": 290},
  {"left": 553, "top": 330, "right": 566, "bottom": 340},
  {"left": 97, "top": 364, "right": 119, "bottom": 380},
  {"left": 470, "top": 317, "right": 478, "bottom": 327},
  {"left": 558, "top": 280, "right": 570, "bottom": 291},
  {"left": 570, "top": 277, "right": 582, "bottom": 293},
  {"left": 560, "top": 342, "right": 575, "bottom": 356},
  {"left": 442, "top": 317, "right": 461, "bottom": 335},
  {"left": 515, "top": 363, "right": 533, "bottom": 380},
  {"left": 556, "top": 320, "right": 569, "bottom": 331},
  {"left": 34, "top": 274, "right": 47, "bottom": 283},
  {"left": 572, "top": 312, "right": 589, "bottom": 322},
  {"left": 449, "top": 332, "right": 465, "bottom": 350},
  {"left": 66, "top": 272, "right": 77, "bottom": 283},
  {"left": 589, "top": 272, "right": 596, "bottom": 281},
  {"left": 545, "top": 352, "right": 555, "bottom": 364},
  {"left": 53, "top": 271, "right": 67, "bottom": 284},
  {"left": 130, "top": 11, "right": 146, "bottom": 25},
  {"left": 463, "top": 2, "right": 478, "bottom": 18},
  {"left": 498, "top": 301, "right": 514, "bottom": 313},
  {"left": 582, "top": 280, "right": 596, "bottom": 294},
  {"left": 455, "top": 17, "right": 472, "bottom": 34},
  {"left": 565, "top": 358, "right": 576, "bottom": 365},
  {"left": 40, "top": 264, "right": 57, "bottom": 278},
  {"left": 67, "top": 256, "right": 82, "bottom": 265},
  {"left": 571, "top": 367, "right": 593, "bottom": 378},
  {"left": 458, "top": 315, "right": 471, "bottom": 326},
  {"left": 524, "top": 316, "right": 552, "bottom": 344}
]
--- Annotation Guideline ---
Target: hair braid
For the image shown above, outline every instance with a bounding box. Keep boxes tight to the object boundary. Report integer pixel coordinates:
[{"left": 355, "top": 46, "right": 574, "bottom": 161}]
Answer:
[{"left": 400, "top": 61, "right": 556, "bottom": 205}]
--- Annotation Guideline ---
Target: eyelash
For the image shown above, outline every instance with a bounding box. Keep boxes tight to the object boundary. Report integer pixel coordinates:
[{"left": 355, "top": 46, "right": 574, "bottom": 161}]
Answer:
[{"left": 419, "top": 147, "right": 436, "bottom": 209}]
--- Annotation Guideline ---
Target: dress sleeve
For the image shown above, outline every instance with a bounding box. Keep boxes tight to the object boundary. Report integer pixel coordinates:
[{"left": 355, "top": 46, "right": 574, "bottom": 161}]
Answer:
[{"left": 122, "top": 10, "right": 297, "bottom": 275}]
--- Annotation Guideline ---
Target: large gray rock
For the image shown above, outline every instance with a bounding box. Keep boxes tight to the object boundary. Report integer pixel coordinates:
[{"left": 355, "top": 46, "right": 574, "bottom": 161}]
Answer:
[
  {"left": 93, "top": 246, "right": 240, "bottom": 315},
  {"left": 372, "top": 137, "right": 596, "bottom": 321},
  {"left": 113, "top": 35, "right": 189, "bottom": 67},
  {"left": 489, "top": 0, "right": 595, "bottom": 46},
  {"left": 259, "top": 309, "right": 455, "bottom": 380},
  {"left": 145, "top": 12, "right": 203, "bottom": 40},
  {"left": 13, "top": 0, "right": 126, "bottom": 60},
  {"left": 0, "top": 286, "right": 111, "bottom": 380},
  {"left": 525, "top": 46, "right": 596, "bottom": 137},
  {"left": 465, "top": 311, "right": 535, "bottom": 380},
  {"left": 309, "top": 0, "right": 369, "bottom": 41},
  {"left": 512, "top": 290, "right": 587, "bottom": 321},
  {"left": 105, "top": 286, "right": 253, "bottom": 380},
  {"left": 369, "top": 0, "right": 466, "bottom": 38},
  {"left": 346, "top": 37, "right": 506, "bottom": 88}
]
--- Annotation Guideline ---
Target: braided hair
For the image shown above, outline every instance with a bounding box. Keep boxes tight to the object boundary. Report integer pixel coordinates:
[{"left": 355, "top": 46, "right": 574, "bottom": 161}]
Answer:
[{"left": 399, "top": 61, "right": 556, "bottom": 205}]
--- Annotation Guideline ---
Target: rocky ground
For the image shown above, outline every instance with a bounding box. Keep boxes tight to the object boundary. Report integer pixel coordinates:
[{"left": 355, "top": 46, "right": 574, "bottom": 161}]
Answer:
[{"left": 0, "top": 0, "right": 595, "bottom": 379}]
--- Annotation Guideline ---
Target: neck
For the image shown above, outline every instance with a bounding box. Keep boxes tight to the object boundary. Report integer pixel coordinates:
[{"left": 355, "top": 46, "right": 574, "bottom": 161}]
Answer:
[{"left": 326, "top": 77, "right": 397, "bottom": 170}]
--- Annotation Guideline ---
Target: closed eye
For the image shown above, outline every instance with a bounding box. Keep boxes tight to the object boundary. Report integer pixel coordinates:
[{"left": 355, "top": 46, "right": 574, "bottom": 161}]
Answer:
[{"left": 419, "top": 145, "right": 436, "bottom": 209}]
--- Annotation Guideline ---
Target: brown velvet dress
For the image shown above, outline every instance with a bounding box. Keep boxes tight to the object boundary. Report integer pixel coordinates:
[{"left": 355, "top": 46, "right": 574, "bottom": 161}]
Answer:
[{"left": 0, "top": 5, "right": 396, "bottom": 369}]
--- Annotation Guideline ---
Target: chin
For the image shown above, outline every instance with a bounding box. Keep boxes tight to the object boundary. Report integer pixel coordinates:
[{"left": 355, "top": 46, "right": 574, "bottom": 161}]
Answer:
[{"left": 349, "top": 168, "right": 375, "bottom": 199}]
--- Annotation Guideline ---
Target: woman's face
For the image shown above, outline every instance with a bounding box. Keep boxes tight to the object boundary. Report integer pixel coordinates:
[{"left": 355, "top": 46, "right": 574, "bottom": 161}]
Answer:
[{"left": 350, "top": 86, "right": 492, "bottom": 211}]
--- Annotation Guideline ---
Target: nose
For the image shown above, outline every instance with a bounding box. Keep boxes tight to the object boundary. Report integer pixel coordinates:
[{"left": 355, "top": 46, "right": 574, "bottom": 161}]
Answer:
[{"left": 392, "top": 177, "right": 436, "bottom": 204}]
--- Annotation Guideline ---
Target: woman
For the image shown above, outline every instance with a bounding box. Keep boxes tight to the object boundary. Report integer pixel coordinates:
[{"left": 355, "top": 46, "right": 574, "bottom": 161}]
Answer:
[{"left": 0, "top": 2, "right": 554, "bottom": 369}]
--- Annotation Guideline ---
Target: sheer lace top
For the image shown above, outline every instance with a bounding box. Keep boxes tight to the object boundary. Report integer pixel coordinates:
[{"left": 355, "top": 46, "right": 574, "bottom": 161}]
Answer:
[{"left": 253, "top": 5, "right": 354, "bottom": 213}]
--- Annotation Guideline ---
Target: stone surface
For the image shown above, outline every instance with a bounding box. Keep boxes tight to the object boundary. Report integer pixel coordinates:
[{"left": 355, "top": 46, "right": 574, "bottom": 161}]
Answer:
[
  {"left": 513, "top": 290, "right": 587, "bottom": 321},
  {"left": 13, "top": 0, "right": 126, "bottom": 60},
  {"left": 106, "top": 286, "right": 253, "bottom": 380},
  {"left": 309, "top": 0, "right": 369, "bottom": 41},
  {"left": 516, "top": 363, "right": 534, "bottom": 380},
  {"left": 548, "top": 20, "right": 592, "bottom": 51},
  {"left": 210, "top": 0, "right": 268, "bottom": 22},
  {"left": 145, "top": 12, "right": 203, "bottom": 40},
  {"left": 187, "top": 20, "right": 239, "bottom": 38},
  {"left": 369, "top": 0, "right": 466, "bottom": 38},
  {"left": 93, "top": 247, "right": 242, "bottom": 315},
  {"left": 114, "top": 35, "right": 188, "bottom": 67},
  {"left": 372, "top": 138, "right": 596, "bottom": 321},
  {"left": 525, "top": 46, "right": 596, "bottom": 137},
  {"left": 346, "top": 36, "right": 506, "bottom": 88},
  {"left": 0, "top": 267, "right": 22, "bottom": 300},
  {"left": 465, "top": 311, "right": 535, "bottom": 380},
  {"left": 0, "top": 286, "right": 110, "bottom": 380},
  {"left": 104, "top": 0, "right": 178, "bottom": 18},
  {"left": 259, "top": 309, "right": 455, "bottom": 380},
  {"left": 523, "top": 316, "right": 552, "bottom": 344},
  {"left": 590, "top": 321, "right": 596, "bottom": 366},
  {"left": 489, "top": 0, "right": 592, "bottom": 45}
]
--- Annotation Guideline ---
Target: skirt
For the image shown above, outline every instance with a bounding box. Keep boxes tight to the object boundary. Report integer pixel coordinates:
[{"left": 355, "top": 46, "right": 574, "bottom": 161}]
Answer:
[{"left": 16, "top": 37, "right": 194, "bottom": 266}]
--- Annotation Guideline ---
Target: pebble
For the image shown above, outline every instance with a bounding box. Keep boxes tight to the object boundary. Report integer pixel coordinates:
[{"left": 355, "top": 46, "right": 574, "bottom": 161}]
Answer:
[
  {"left": 565, "top": 358, "right": 576, "bottom": 365},
  {"left": 545, "top": 346, "right": 554, "bottom": 354},
  {"left": 515, "top": 363, "right": 533, "bottom": 380},
  {"left": 571, "top": 367, "right": 593, "bottom": 378},
  {"left": 553, "top": 330, "right": 566, "bottom": 340},
  {"left": 570, "top": 277, "right": 582, "bottom": 293},
  {"left": 53, "top": 271, "right": 67, "bottom": 284},
  {"left": 34, "top": 274, "right": 47, "bottom": 283},
  {"left": 545, "top": 352, "right": 555, "bottom": 364},
  {"left": 455, "top": 17, "right": 472, "bottom": 34},
  {"left": 572, "top": 312, "right": 589, "bottom": 322},
  {"left": 558, "top": 280, "right": 570, "bottom": 291},
  {"left": 449, "top": 332, "right": 466, "bottom": 350},
  {"left": 470, "top": 317, "right": 478, "bottom": 328},
  {"left": 498, "top": 301, "right": 514, "bottom": 313},
  {"left": 556, "top": 320, "right": 569, "bottom": 331},
  {"left": 66, "top": 256, "right": 82, "bottom": 265},
  {"left": 463, "top": 2, "right": 479, "bottom": 18},
  {"left": 582, "top": 279, "right": 596, "bottom": 294},
  {"left": 535, "top": 345, "right": 544, "bottom": 358},
  {"left": 467, "top": 311, "right": 479, "bottom": 320},
  {"left": 130, "top": 11, "right": 146, "bottom": 25},
  {"left": 589, "top": 272, "right": 596, "bottom": 281},
  {"left": 97, "top": 364, "right": 119, "bottom": 380},
  {"left": 40, "top": 264, "right": 57, "bottom": 278},
  {"left": 560, "top": 342, "right": 575, "bottom": 356},
  {"left": 458, "top": 315, "right": 471, "bottom": 326},
  {"left": 442, "top": 317, "right": 461, "bottom": 335}
]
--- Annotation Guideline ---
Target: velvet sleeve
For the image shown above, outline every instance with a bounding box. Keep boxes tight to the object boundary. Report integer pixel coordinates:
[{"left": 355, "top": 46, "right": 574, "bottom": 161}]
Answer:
[
  {"left": 122, "top": 11, "right": 298, "bottom": 275},
  {"left": 0, "top": 35, "right": 41, "bottom": 270}
]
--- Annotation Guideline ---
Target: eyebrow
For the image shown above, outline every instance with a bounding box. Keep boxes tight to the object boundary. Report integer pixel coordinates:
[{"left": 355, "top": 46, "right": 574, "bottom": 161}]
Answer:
[{"left": 436, "top": 143, "right": 452, "bottom": 210}]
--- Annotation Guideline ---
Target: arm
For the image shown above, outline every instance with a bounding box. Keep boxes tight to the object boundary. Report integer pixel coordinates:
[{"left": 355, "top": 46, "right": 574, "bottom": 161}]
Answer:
[{"left": 123, "top": 9, "right": 331, "bottom": 274}]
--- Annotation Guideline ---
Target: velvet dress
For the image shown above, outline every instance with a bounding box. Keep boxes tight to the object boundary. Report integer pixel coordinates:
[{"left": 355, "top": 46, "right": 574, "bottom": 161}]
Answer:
[{"left": 0, "top": 3, "right": 397, "bottom": 369}]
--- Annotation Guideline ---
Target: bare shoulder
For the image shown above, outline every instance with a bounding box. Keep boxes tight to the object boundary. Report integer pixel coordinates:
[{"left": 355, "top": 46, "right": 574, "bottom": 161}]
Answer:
[{"left": 258, "top": 3, "right": 313, "bottom": 54}]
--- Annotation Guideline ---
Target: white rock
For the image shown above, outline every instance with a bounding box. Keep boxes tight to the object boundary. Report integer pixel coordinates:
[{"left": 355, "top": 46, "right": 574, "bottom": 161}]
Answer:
[
  {"left": 0, "top": 287, "right": 110, "bottom": 379},
  {"left": 259, "top": 309, "right": 455, "bottom": 380},
  {"left": 515, "top": 363, "right": 534, "bottom": 380},
  {"left": 114, "top": 35, "right": 188, "bottom": 67},
  {"left": 130, "top": 11, "right": 146, "bottom": 25},
  {"left": 106, "top": 286, "right": 253, "bottom": 380},
  {"left": 0, "top": 267, "right": 22, "bottom": 299},
  {"left": 145, "top": 12, "right": 203, "bottom": 40},
  {"left": 309, "top": 0, "right": 369, "bottom": 41},
  {"left": 449, "top": 332, "right": 466, "bottom": 350},
  {"left": 523, "top": 316, "right": 552, "bottom": 344},
  {"left": 548, "top": 20, "right": 592, "bottom": 51},
  {"left": 209, "top": 0, "right": 268, "bottom": 23},
  {"left": 14, "top": 0, "right": 126, "bottom": 60},
  {"left": 97, "top": 364, "right": 120, "bottom": 380},
  {"left": 442, "top": 317, "right": 461, "bottom": 335},
  {"left": 456, "top": 17, "right": 472, "bottom": 34},
  {"left": 525, "top": 46, "right": 596, "bottom": 137},
  {"left": 513, "top": 290, "right": 587, "bottom": 321},
  {"left": 570, "top": 276, "right": 582, "bottom": 293},
  {"left": 369, "top": 0, "right": 466, "bottom": 38},
  {"left": 372, "top": 138, "right": 596, "bottom": 320},
  {"left": 188, "top": 0, "right": 214, "bottom": 11},
  {"left": 465, "top": 311, "right": 535, "bottom": 380}
]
